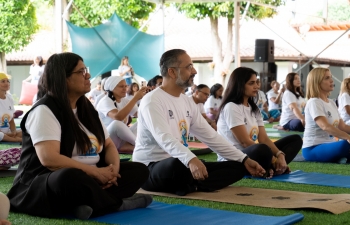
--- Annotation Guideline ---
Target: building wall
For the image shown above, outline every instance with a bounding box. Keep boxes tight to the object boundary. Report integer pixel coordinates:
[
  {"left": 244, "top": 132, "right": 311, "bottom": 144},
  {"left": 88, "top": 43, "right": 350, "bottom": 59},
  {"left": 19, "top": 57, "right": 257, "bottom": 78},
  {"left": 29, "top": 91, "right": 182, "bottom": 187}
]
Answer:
[{"left": 7, "top": 65, "right": 30, "bottom": 104}]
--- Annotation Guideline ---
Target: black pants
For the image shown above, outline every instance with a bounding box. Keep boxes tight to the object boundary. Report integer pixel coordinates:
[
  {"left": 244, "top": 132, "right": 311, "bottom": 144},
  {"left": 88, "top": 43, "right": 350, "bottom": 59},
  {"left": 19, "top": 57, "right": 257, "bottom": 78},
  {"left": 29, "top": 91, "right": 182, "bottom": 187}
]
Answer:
[
  {"left": 46, "top": 162, "right": 149, "bottom": 218},
  {"left": 242, "top": 134, "right": 302, "bottom": 172},
  {"left": 142, "top": 157, "right": 246, "bottom": 195}
]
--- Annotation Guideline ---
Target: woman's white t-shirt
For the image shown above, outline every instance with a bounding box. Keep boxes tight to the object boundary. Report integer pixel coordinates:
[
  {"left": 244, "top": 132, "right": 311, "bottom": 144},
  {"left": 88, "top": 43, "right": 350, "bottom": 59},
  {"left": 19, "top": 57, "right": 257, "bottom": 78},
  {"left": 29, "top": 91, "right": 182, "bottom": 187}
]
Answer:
[
  {"left": 0, "top": 94, "right": 14, "bottom": 135},
  {"left": 204, "top": 96, "right": 222, "bottom": 114},
  {"left": 25, "top": 105, "right": 109, "bottom": 166},
  {"left": 118, "top": 65, "right": 132, "bottom": 79},
  {"left": 267, "top": 91, "right": 281, "bottom": 111},
  {"left": 29, "top": 65, "right": 45, "bottom": 84},
  {"left": 255, "top": 90, "right": 267, "bottom": 110},
  {"left": 217, "top": 102, "right": 264, "bottom": 160},
  {"left": 338, "top": 93, "right": 350, "bottom": 124},
  {"left": 302, "top": 98, "right": 339, "bottom": 148},
  {"left": 96, "top": 96, "right": 138, "bottom": 126},
  {"left": 280, "top": 90, "right": 306, "bottom": 126}
]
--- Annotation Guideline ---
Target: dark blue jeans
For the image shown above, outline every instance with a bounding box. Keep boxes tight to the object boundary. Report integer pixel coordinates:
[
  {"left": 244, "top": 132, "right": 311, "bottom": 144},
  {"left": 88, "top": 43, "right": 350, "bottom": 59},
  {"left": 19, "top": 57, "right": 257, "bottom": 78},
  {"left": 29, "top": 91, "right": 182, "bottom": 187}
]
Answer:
[{"left": 283, "top": 119, "right": 304, "bottom": 132}]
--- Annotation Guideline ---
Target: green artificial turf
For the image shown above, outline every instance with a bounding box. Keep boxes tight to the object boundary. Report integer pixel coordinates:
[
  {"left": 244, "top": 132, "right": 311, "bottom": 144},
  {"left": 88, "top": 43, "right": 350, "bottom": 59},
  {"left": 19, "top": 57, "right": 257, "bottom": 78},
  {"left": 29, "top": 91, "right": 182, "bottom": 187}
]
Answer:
[{"left": 2, "top": 133, "right": 350, "bottom": 224}]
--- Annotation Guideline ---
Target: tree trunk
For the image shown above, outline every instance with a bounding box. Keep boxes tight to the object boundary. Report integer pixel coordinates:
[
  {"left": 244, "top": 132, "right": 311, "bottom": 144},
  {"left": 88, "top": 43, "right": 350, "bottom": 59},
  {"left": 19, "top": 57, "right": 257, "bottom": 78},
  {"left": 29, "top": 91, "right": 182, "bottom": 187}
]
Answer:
[
  {"left": 222, "top": 18, "right": 234, "bottom": 86},
  {"left": 0, "top": 52, "right": 6, "bottom": 73},
  {"left": 210, "top": 17, "right": 223, "bottom": 84}
]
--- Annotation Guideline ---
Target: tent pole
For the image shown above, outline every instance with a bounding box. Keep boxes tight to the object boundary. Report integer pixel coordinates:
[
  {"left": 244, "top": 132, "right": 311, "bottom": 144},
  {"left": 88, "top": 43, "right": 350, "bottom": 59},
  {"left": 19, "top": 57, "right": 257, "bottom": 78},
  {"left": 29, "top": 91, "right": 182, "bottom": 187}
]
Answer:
[{"left": 234, "top": 1, "right": 240, "bottom": 69}]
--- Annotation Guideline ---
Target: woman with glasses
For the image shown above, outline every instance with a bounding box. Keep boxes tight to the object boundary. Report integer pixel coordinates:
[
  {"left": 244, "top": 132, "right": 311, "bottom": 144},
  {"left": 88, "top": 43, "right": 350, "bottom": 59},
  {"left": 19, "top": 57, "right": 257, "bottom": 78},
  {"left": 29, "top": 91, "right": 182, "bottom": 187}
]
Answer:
[
  {"left": 96, "top": 76, "right": 148, "bottom": 153},
  {"left": 7, "top": 53, "right": 152, "bottom": 220},
  {"left": 118, "top": 56, "right": 134, "bottom": 85},
  {"left": 204, "top": 83, "right": 224, "bottom": 121},
  {"left": 302, "top": 68, "right": 350, "bottom": 163},
  {"left": 217, "top": 67, "right": 301, "bottom": 177}
]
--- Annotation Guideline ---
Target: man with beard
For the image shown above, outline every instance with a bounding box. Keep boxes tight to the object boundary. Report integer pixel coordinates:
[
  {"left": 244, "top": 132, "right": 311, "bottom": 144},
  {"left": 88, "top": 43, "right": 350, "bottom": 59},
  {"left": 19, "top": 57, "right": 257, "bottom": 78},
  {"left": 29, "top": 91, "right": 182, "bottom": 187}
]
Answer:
[{"left": 133, "top": 49, "right": 266, "bottom": 196}]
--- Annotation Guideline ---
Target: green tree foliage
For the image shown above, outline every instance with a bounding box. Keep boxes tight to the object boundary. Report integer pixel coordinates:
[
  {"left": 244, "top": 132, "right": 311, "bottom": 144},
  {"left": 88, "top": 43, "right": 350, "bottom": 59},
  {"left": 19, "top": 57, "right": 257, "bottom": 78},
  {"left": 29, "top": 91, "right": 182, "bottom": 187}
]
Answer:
[
  {"left": 317, "top": 0, "right": 350, "bottom": 21},
  {"left": 178, "top": 1, "right": 282, "bottom": 21},
  {"left": 69, "top": 0, "right": 156, "bottom": 28},
  {"left": 0, "top": 0, "right": 39, "bottom": 54}
]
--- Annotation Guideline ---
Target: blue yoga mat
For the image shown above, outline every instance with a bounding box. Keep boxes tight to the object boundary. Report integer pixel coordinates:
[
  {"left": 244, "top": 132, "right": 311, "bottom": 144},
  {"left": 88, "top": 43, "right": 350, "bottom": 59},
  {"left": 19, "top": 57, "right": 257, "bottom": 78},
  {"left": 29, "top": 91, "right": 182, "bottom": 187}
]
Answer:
[
  {"left": 91, "top": 201, "right": 304, "bottom": 225},
  {"left": 251, "top": 170, "right": 350, "bottom": 188}
]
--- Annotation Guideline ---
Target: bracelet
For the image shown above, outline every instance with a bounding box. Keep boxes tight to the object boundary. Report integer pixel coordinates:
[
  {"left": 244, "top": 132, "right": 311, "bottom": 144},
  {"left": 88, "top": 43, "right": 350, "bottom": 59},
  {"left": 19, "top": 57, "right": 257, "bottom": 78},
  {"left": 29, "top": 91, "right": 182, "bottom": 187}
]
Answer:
[
  {"left": 242, "top": 155, "right": 249, "bottom": 164},
  {"left": 275, "top": 151, "right": 285, "bottom": 158}
]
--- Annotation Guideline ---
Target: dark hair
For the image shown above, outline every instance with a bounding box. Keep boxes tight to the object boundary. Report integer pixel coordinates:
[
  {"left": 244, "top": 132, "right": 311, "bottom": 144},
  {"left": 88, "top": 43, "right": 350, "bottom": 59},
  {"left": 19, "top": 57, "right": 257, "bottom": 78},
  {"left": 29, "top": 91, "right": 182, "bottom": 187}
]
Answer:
[
  {"left": 150, "top": 75, "right": 162, "bottom": 87},
  {"left": 210, "top": 83, "right": 223, "bottom": 99},
  {"left": 159, "top": 49, "right": 186, "bottom": 77},
  {"left": 195, "top": 84, "right": 209, "bottom": 91},
  {"left": 286, "top": 72, "right": 304, "bottom": 99},
  {"left": 33, "top": 56, "right": 44, "bottom": 67},
  {"left": 218, "top": 67, "right": 259, "bottom": 119},
  {"left": 127, "top": 82, "right": 139, "bottom": 95},
  {"left": 37, "top": 52, "right": 104, "bottom": 154}
]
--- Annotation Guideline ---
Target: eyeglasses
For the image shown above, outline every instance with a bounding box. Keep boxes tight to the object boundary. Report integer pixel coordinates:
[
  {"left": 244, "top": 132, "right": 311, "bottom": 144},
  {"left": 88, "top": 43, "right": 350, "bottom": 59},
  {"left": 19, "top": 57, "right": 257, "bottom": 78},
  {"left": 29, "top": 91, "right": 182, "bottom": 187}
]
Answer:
[
  {"left": 71, "top": 67, "right": 89, "bottom": 78},
  {"left": 170, "top": 64, "right": 194, "bottom": 71},
  {"left": 198, "top": 91, "right": 210, "bottom": 97}
]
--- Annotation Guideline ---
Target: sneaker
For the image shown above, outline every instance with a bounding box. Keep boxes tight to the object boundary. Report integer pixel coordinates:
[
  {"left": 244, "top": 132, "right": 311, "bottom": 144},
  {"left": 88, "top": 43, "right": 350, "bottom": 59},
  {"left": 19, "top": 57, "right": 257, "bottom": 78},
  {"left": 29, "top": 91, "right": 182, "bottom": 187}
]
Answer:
[
  {"left": 73, "top": 205, "right": 93, "bottom": 220},
  {"left": 118, "top": 194, "right": 153, "bottom": 211}
]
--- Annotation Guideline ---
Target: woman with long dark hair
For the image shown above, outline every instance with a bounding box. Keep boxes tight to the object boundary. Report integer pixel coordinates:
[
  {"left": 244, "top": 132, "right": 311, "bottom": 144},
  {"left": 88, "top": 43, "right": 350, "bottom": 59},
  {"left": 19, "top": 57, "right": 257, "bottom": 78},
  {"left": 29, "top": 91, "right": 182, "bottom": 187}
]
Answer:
[
  {"left": 7, "top": 53, "right": 152, "bottom": 220},
  {"left": 217, "top": 67, "right": 301, "bottom": 176},
  {"left": 279, "top": 73, "right": 306, "bottom": 131}
]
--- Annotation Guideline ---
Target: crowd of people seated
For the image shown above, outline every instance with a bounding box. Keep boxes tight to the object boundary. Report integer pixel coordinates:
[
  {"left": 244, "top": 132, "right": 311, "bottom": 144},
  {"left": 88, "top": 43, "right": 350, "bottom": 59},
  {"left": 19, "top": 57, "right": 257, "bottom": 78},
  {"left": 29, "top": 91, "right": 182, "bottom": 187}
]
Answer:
[{"left": 2, "top": 49, "right": 350, "bottom": 223}]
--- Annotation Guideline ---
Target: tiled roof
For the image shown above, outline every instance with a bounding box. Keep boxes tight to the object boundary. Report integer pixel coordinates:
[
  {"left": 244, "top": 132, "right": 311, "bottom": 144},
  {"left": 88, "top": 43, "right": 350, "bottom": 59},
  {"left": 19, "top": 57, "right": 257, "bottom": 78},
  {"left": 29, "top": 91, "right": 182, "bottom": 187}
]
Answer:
[{"left": 292, "top": 22, "right": 350, "bottom": 32}]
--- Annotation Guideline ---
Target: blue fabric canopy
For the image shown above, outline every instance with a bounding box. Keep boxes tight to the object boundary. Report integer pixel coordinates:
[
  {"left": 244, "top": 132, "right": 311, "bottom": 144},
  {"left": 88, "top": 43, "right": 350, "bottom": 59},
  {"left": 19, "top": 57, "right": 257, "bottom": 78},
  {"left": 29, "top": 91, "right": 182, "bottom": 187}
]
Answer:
[{"left": 67, "top": 13, "right": 164, "bottom": 81}]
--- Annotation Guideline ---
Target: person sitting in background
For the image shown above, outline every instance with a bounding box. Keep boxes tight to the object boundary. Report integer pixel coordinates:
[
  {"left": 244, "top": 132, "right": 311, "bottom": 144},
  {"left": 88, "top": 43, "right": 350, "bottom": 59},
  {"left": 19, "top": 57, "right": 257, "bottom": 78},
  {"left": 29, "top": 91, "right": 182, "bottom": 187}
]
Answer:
[
  {"left": 88, "top": 81, "right": 102, "bottom": 103},
  {"left": 338, "top": 78, "right": 350, "bottom": 125},
  {"left": 217, "top": 67, "right": 301, "bottom": 177},
  {"left": 255, "top": 78, "right": 280, "bottom": 123},
  {"left": 93, "top": 77, "right": 108, "bottom": 108},
  {"left": 204, "top": 83, "right": 224, "bottom": 121},
  {"left": 302, "top": 68, "right": 350, "bottom": 164},
  {"left": 191, "top": 84, "right": 217, "bottom": 130},
  {"left": 185, "top": 84, "right": 197, "bottom": 96},
  {"left": 0, "top": 73, "right": 22, "bottom": 143},
  {"left": 279, "top": 73, "right": 306, "bottom": 132},
  {"left": 7, "top": 52, "right": 152, "bottom": 220},
  {"left": 133, "top": 49, "right": 266, "bottom": 196},
  {"left": 267, "top": 80, "right": 284, "bottom": 112},
  {"left": 96, "top": 76, "right": 147, "bottom": 153},
  {"left": 0, "top": 192, "right": 11, "bottom": 225},
  {"left": 148, "top": 75, "right": 163, "bottom": 91},
  {"left": 24, "top": 56, "right": 45, "bottom": 85},
  {"left": 126, "top": 82, "right": 140, "bottom": 106}
]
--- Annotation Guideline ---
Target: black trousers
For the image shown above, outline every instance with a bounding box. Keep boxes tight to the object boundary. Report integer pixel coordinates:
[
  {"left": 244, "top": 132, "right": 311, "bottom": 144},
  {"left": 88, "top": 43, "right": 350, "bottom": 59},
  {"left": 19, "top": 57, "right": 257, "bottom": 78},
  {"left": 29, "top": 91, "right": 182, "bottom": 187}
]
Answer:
[
  {"left": 242, "top": 134, "right": 302, "bottom": 172},
  {"left": 142, "top": 157, "right": 247, "bottom": 195},
  {"left": 46, "top": 161, "right": 149, "bottom": 218}
]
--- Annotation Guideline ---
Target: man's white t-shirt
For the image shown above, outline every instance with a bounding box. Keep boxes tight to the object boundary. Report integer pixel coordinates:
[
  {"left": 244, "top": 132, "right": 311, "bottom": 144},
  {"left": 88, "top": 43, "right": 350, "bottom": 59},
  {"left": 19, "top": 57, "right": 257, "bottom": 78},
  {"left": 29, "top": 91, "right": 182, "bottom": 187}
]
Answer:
[
  {"left": 204, "top": 96, "right": 222, "bottom": 114},
  {"left": 96, "top": 95, "right": 138, "bottom": 127},
  {"left": 254, "top": 90, "right": 267, "bottom": 110},
  {"left": 118, "top": 65, "right": 132, "bottom": 79},
  {"left": 303, "top": 98, "right": 339, "bottom": 148},
  {"left": 25, "top": 105, "right": 109, "bottom": 166},
  {"left": 89, "top": 89, "right": 103, "bottom": 101},
  {"left": 267, "top": 91, "right": 281, "bottom": 111},
  {"left": 338, "top": 93, "right": 350, "bottom": 124},
  {"left": 280, "top": 90, "right": 306, "bottom": 126},
  {"left": 133, "top": 88, "right": 247, "bottom": 167},
  {"left": 189, "top": 96, "right": 205, "bottom": 114},
  {"left": 217, "top": 102, "right": 263, "bottom": 157},
  {"left": 0, "top": 93, "right": 14, "bottom": 135}
]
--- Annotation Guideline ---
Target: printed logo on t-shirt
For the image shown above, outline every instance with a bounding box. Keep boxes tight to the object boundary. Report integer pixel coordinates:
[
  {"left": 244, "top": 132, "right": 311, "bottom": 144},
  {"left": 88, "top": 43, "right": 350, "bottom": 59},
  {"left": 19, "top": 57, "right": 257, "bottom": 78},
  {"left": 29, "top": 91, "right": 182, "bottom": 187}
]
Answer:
[
  {"left": 1, "top": 114, "right": 11, "bottom": 128},
  {"left": 327, "top": 111, "right": 332, "bottom": 118},
  {"left": 179, "top": 120, "right": 188, "bottom": 147},
  {"left": 249, "top": 127, "right": 259, "bottom": 141},
  {"left": 168, "top": 110, "right": 174, "bottom": 119},
  {"left": 8, "top": 106, "right": 11, "bottom": 110},
  {"left": 257, "top": 99, "right": 263, "bottom": 109},
  {"left": 244, "top": 118, "right": 247, "bottom": 125},
  {"left": 80, "top": 135, "right": 102, "bottom": 156},
  {"left": 186, "top": 110, "right": 190, "bottom": 117}
]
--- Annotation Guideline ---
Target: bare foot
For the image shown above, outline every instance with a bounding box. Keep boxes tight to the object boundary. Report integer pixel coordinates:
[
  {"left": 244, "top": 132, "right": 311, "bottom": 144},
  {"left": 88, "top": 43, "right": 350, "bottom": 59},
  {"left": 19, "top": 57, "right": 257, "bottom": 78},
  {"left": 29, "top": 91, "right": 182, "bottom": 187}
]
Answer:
[
  {"left": 272, "top": 125, "right": 288, "bottom": 131},
  {"left": 0, "top": 219, "right": 11, "bottom": 225}
]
